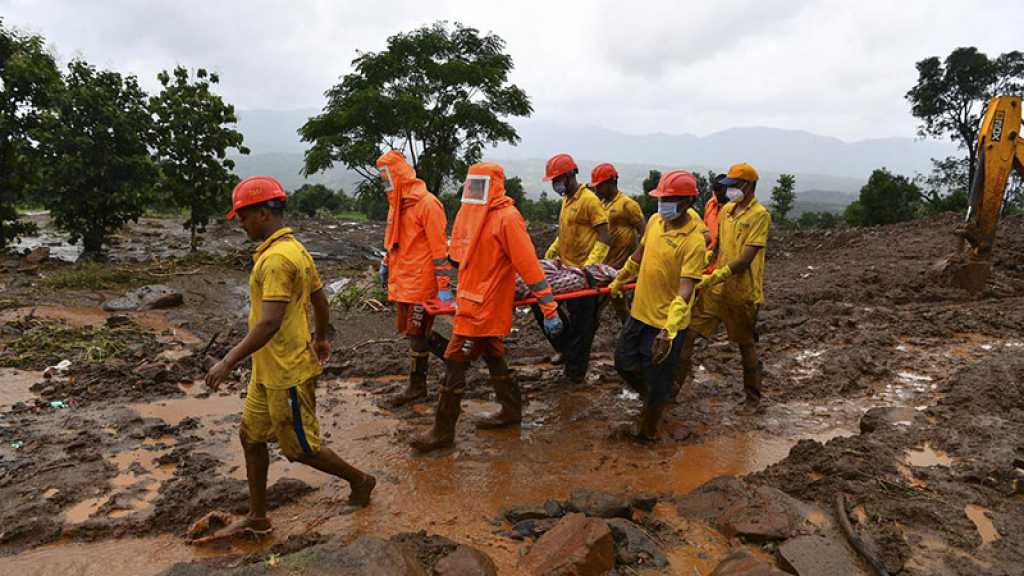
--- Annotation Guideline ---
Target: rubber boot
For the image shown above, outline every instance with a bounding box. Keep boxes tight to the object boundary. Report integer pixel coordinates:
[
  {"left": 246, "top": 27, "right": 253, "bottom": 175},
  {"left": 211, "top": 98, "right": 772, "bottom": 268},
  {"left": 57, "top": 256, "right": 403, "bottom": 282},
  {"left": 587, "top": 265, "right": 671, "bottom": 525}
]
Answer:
[
  {"left": 671, "top": 353, "right": 693, "bottom": 402},
  {"left": 410, "top": 363, "right": 466, "bottom": 453},
  {"left": 636, "top": 402, "right": 668, "bottom": 443},
  {"left": 428, "top": 331, "right": 449, "bottom": 360},
  {"left": 742, "top": 360, "right": 764, "bottom": 404},
  {"left": 390, "top": 352, "right": 428, "bottom": 407},
  {"left": 475, "top": 374, "right": 522, "bottom": 429}
]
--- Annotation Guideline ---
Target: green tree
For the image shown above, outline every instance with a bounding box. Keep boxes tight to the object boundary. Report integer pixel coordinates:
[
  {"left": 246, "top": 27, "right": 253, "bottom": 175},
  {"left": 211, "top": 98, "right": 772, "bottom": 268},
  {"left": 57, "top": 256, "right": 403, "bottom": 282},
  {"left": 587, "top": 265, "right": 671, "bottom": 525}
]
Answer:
[
  {"left": 0, "top": 19, "right": 62, "bottom": 249},
  {"left": 843, "top": 201, "right": 865, "bottom": 227},
  {"left": 916, "top": 155, "right": 969, "bottom": 214},
  {"left": 906, "top": 47, "right": 1024, "bottom": 189},
  {"left": 854, "top": 168, "right": 921, "bottom": 226},
  {"left": 290, "top": 183, "right": 349, "bottom": 216},
  {"left": 300, "top": 21, "right": 532, "bottom": 196},
  {"left": 505, "top": 176, "right": 525, "bottom": 206},
  {"left": 149, "top": 66, "right": 249, "bottom": 250},
  {"left": 42, "top": 60, "right": 156, "bottom": 256},
  {"left": 798, "top": 211, "right": 839, "bottom": 229},
  {"left": 635, "top": 169, "right": 662, "bottom": 217},
  {"left": 353, "top": 179, "right": 389, "bottom": 221},
  {"left": 770, "top": 173, "right": 797, "bottom": 223}
]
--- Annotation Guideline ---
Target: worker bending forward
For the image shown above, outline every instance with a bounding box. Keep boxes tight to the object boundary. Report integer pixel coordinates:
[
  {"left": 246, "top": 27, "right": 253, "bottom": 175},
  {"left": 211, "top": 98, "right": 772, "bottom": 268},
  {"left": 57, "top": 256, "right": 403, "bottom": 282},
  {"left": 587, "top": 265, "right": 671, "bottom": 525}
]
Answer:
[
  {"left": 608, "top": 170, "right": 706, "bottom": 442},
  {"left": 411, "top": 163, "right": 563, "bottom": 452},
  {"left": 376, "top": 151, "right": 453, "bottom": 406},
  {"left": 536, "top": 153, "right": 611, "bottom": 383},
  {"left": 206, "top": 177, "right": 376, "bottom": 538},
  {"left": 679, "top": 163, "right": 771, "bottom": 406}
]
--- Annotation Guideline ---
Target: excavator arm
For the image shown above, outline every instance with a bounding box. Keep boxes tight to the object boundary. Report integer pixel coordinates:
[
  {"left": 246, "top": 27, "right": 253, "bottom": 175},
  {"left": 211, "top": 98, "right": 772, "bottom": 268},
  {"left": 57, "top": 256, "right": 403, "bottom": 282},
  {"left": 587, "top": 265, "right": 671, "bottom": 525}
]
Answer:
[{"left": 948, "top": 96, "right": 1023, "bottom": 293}]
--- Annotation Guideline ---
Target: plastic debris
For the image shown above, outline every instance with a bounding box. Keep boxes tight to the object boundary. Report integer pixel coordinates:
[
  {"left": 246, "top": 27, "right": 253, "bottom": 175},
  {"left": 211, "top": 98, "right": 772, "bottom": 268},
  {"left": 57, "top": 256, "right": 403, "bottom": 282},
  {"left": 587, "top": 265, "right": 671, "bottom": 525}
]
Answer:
[
  {"left": 43, "top": 359, "right": 72, "bottom": 379},
  {"left": 10, "top": 441, "right": 25, "bottom": 450},
  {"left": 49, "top": 400, "right": 68, "bottom": 409}
]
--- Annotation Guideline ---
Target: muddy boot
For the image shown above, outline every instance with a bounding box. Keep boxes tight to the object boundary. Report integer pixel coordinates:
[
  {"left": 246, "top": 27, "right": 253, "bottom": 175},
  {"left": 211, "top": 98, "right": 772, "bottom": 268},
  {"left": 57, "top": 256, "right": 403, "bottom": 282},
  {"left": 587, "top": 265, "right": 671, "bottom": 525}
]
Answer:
[
  {"left": 390, "top": 352, "right": 429, "bottom": 407},
  {"left": 475, "top": 374, "right": 522, "bottom": 429},
  {"left": 742, "top": 361, "right": 764, "bottom": 406},
  {"left": 671, "top": 354, "right": 693, "bottom": 402},
  {"left": 637, "top": 402, "right": 668, "bottom": 442},
  {"left": 428, "top": 331, "right": 449, "bottom": 360},
  {"left": 410, "top": 364, "right": 466, "bottom": 453}
]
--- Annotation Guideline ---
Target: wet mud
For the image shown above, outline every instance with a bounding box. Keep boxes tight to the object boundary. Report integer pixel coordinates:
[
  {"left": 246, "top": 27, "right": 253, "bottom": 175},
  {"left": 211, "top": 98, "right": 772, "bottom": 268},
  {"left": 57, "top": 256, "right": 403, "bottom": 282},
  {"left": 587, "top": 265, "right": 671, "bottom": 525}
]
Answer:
[{"left": 1, "top": 213, "right": 1023, "bottom": 575}]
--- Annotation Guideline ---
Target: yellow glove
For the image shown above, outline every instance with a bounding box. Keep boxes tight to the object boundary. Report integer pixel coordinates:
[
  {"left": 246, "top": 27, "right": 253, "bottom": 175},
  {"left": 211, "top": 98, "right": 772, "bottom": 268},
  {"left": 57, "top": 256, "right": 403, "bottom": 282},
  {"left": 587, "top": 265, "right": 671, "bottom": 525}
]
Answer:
[
  {"left": 609, "top": 258, "right": 640, "bottom": 298},
  {"left": 662, "top": 295, "right": 692, "bottom": 341},
  {"left": 544, "top": 238, "right": 560, "bottom": 260},
  {"left": 698, "top": 264, "right": 732, "bottom": 290},
  {"left": 703, "top": 249, "right": 713, "bottom": 268},
  {"left": 584, "top": 241, "right": 610, "bottom": 266}
]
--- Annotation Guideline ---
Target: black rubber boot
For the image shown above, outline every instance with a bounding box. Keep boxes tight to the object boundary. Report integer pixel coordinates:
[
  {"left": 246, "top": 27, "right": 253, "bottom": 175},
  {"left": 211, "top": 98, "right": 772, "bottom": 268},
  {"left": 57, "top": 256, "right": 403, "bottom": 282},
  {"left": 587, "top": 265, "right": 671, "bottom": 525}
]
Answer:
[
  {"left": 410, "top": 362, "right": 466, "bottom": 453},
  {"left": 390, "top": 352, "right": 428, "bottom": 407},
  {"left": 475, "top": 374, "right": 522, "bottom": 429}
]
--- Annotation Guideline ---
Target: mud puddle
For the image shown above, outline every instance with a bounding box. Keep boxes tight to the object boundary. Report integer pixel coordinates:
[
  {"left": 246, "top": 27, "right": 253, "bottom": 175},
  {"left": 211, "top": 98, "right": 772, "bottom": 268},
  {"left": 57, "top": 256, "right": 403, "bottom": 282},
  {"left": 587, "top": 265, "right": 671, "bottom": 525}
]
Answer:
[
  {"left": 0, "top": 305, "right": 200, "bottom": 345},
  {"left": 0, "top": 367, "right": 44, "bottom": 409},
  {"left": 964, "top": 504, "right": 1000, "bottom": 546}
]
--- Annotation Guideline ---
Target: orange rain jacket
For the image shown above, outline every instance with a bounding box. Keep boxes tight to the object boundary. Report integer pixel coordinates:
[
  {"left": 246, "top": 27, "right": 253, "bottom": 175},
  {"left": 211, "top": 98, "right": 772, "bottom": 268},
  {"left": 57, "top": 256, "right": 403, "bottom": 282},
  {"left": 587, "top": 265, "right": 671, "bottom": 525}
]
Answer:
[
  {"left": 377, "top": 151, "right": 452, "bottom": 304},
  {"left": 703, "top": 195, "right": 724, "bottom": 273},
  {"left": 449, "top": 162, "right": 556, "bottom": 337}
]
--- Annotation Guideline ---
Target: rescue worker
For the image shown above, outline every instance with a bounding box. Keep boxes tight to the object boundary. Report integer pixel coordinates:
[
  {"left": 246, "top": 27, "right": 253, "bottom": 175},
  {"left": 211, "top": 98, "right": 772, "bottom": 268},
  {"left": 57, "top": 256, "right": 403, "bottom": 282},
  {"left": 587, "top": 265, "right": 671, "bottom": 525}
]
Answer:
[
  {"left": 411, "top": 162, "right": 563, "bottom": 452},
  {"left": 703, "top": 173, "right": 728, "bottom": 257},
  {"left": 591, "top": 163, "right": 645, "bottom": 322},
  {"left": 376, "top": 151, "right": 454, "bottom": 406},
  {"left": 678, "top": 163, "right": 771, "bottom": 407},
  {"left": 536, "top": 153, "right": 612, "bottom": 383},
  {"left": 608, "top": 170, "right": 706, "bottom": 442},
  {"left": 206, "top": 176, "right": 376, "bottom": 538}
]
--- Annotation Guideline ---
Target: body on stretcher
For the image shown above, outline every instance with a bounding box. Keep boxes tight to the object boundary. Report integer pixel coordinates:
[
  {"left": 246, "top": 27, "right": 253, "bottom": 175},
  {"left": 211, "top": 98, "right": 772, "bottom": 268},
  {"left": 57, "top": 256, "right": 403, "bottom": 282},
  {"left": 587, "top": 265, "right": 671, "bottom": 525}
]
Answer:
[{"left": 421, "top": 284, "right": 636, "bottom": 316}]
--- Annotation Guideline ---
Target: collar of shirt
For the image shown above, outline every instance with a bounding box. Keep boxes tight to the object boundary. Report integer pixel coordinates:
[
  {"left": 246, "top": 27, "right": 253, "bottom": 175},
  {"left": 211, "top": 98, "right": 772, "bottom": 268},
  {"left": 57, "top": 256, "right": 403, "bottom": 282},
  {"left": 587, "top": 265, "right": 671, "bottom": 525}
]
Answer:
[
  {"left": 727, "top": 197, "right": 762, "bottom": 219},
  {"left": 603, "top": 190, "right": 624, "bottom": 208},
  {"left": 659, "top": 213, "right": 698, "bottom": 237},
  {"left": 253, "top": 227, "right": 294, "bottom": 260},
  {"left": 564, "top": 184, "right": 589, "bottom": 206}
]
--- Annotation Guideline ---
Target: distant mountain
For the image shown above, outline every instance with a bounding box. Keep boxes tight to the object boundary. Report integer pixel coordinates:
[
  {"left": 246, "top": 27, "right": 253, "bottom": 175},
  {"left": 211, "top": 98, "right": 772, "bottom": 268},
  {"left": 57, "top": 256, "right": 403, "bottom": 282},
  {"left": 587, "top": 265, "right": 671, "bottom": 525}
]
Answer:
[{"left": 231, "top": 109, "right": 959, "bottom": 213}]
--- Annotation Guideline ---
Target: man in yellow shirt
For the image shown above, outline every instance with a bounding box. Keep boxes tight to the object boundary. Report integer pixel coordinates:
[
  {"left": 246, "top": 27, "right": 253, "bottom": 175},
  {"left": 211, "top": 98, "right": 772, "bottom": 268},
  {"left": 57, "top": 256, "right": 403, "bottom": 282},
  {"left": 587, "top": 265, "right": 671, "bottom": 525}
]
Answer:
[
  {"left": 607, "top": 170, "right": 706, "bottom": 442},
  {"left": 205, "top": 176, "right": 376, "bottom": 538},
  {"left": 536, "top": 153, "right": 612, "bottom": 383},
  {"left": 590, "top": 163, "right": 645, "bottom": 323},
  {"left": 678, "top": 163, "right": 771, "bottom": 407}
]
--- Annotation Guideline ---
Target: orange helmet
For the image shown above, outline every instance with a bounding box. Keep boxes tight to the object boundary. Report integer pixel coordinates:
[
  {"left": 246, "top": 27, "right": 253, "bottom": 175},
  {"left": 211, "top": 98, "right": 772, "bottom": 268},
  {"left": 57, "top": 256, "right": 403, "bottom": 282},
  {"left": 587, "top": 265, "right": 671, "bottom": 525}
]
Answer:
[
  {"left": 227, "top": 176, "right": 287, "bottom": 219},
  {"left": 650, "top": 170, "right": 698, "bottom": 198},
  {"left": 543, "top": 153, "right": 578, "bottom": 181},
  {"left": 589, "top": 163, "right": 618, "bottom": 186}
]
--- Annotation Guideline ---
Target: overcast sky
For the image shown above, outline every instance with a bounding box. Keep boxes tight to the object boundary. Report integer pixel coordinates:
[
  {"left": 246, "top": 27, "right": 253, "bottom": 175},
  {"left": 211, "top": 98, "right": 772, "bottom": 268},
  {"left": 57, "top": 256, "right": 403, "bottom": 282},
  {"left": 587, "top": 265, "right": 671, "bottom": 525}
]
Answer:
[{"left": 2, "top": 0, "right": 1018, "bottom": 141}]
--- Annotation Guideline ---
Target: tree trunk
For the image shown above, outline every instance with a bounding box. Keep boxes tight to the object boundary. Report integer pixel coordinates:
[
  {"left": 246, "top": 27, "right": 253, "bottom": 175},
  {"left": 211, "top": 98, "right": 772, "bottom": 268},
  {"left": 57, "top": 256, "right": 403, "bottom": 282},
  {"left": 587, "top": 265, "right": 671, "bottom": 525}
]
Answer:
[{"left": 190, "top": 222, "right": 198, "bottom": 252}]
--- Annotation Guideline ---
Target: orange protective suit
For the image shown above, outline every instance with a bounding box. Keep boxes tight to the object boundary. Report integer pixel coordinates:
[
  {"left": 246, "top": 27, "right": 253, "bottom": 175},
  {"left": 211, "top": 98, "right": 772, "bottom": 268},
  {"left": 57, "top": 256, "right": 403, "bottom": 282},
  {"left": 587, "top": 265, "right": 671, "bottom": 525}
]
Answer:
[
  {"left": 449, "top": 162, "right": 557, "bottom": 337},
  {"left": 376, "top": 151, "right": 452, "bottom": 304}
]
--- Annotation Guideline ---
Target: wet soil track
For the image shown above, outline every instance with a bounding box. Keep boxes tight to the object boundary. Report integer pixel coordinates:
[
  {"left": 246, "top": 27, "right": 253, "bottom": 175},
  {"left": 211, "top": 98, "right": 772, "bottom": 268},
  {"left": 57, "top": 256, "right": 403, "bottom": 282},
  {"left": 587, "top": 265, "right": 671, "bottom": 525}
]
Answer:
[{"left": 1, "top": 212, "right": 1023, "bottom": 575}]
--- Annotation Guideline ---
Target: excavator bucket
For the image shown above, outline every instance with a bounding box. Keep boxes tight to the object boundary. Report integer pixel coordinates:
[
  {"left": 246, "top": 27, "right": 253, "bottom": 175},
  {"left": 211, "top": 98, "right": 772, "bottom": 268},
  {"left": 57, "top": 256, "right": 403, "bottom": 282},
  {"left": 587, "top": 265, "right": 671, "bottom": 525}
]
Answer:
[{"left": 938, "top": 96, "right": 1022, "bottom": 294}]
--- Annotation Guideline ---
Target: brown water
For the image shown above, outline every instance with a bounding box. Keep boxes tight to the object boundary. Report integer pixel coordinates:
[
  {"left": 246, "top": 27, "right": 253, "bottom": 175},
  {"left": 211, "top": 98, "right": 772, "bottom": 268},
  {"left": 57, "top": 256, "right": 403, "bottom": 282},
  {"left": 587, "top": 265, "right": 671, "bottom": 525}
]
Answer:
[
  {"left": 965, "top": 504, "right": 1000, "bottom": 546},
  {"left": 0, "top": 376, "right": 858, "bottom": 576},
  {"left": 0, "top": 367, "right": 43, "bottom": 409},
  {"left": 904, "top": 443, "right": 953, "bottom": 467},
  {"left": 0, "top": 305, "right": 199, "bottom": 344}
]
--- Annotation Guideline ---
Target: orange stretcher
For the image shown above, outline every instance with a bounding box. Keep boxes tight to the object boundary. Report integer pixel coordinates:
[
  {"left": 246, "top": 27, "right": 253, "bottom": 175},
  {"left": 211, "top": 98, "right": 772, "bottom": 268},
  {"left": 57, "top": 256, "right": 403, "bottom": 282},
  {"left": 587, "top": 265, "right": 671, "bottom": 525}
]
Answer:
[{"left": 421, "top": 284, "right": 636, "bottom": 316}]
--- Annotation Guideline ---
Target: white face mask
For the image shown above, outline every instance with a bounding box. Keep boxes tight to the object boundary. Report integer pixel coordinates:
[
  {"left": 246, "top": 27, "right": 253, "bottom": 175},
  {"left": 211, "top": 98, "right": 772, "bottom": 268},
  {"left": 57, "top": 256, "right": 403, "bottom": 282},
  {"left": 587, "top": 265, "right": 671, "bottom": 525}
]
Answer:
[
  {"left": 725, "top": 187, "right": 745, "bottom": 202},
  {"left": 657, "top": 201, "right": 682, "bottom": 221}
]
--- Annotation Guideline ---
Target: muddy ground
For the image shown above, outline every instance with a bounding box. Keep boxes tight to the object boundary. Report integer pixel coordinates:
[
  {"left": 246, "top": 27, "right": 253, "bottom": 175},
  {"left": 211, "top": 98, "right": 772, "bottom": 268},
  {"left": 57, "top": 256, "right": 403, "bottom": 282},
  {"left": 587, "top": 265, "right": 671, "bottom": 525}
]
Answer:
[{"left": 0, "top": 211, "right": 1022, "bottom": 575}]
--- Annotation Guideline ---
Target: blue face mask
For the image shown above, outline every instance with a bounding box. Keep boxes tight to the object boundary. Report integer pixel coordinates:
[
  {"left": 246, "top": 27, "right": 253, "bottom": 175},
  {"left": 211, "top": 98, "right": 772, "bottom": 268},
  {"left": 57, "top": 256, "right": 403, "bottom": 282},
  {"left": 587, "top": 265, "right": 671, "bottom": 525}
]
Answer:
[
  {"left": 552, "top": 180, "right": 568, "bottom": 196},
  {"left": 658, "top": 201, "right": 682, "bottom": 221}
]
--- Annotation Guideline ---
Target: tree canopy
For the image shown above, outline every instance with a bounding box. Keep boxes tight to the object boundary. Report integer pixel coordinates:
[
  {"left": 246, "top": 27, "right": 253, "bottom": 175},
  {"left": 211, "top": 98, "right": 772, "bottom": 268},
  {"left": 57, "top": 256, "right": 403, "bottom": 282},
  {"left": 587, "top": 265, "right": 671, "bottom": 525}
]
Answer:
[{"left": 770, "top": 174, "right": 797, "bottom": 223}]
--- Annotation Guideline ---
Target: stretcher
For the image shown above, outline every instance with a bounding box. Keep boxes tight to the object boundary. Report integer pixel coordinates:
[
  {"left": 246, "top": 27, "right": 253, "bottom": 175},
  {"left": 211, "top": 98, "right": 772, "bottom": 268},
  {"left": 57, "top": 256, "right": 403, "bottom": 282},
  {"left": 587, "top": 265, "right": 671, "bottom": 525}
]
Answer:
[{"left": 421, "top": 283, "right": 636, "bottom": 316}]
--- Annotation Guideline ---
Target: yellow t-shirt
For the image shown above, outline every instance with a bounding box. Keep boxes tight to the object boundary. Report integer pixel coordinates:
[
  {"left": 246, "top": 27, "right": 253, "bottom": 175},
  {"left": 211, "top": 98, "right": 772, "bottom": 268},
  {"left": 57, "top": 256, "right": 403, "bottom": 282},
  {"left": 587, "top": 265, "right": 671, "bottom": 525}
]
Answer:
[
  {"left": 249, "top": 227, "right": 323, "bottom": 389},
  {"left": 557, "top": 184, "right": 609, "bottom": 267},
  {"left": 603, "top": 190, "right": 645, "bottom": 269},
  {"left": 630, "top": 213, "right": 706, "bottom": 329},
  {"left": 717, "top": 199, "right": 771, "bottom": 305}
]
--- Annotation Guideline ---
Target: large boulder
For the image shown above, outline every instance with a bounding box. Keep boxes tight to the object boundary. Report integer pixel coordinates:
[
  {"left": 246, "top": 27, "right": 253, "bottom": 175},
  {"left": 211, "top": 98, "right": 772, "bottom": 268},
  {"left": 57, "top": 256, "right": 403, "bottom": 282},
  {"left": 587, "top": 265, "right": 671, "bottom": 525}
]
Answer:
[
  {"left": 676, "top": 477, "right": 820, "bottom": 541},
  {"left": 521, "top": 513, "right": 615, "bottom": 576},
  {"left": 709, "top": 550, "right": 790, "bottom": 576},
  {"left": 779, "top": 535, "right": 866, "bottom": 576},
  {"left": 606, "top": 518, "right": 667, "bottom": 568}
]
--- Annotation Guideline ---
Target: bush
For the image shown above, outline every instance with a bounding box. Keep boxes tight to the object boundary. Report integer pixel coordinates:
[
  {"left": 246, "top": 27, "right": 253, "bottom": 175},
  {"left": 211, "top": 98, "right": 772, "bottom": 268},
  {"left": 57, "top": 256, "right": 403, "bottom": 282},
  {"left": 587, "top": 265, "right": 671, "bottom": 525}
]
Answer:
[
  {"left": 291, "top": 184, "right": 350, "bottom": 216},
  {"left": 853, "top": 168, "right": 920, "bottom": 226},
  {"left": 798, "top": 211, "right": 840, "bottom": 229}
]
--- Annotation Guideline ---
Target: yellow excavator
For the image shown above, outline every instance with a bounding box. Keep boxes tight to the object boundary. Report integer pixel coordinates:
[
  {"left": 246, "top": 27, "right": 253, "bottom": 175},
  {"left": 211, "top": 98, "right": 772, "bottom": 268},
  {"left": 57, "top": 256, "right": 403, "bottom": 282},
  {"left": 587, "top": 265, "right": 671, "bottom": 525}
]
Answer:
[{"left": 945, "top": 95, "right": 1024, "bottom": 293}]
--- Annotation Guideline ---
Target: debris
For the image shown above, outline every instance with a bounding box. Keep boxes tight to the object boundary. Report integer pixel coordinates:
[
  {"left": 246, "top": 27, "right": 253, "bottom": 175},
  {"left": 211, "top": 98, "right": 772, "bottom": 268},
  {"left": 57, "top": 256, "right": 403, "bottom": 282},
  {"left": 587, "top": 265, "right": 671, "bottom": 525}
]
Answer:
[
  {"left": 326, "top": 278, "right": 352, "bottom": 295},
  {"left": 102, "top": 284, "right": 183, "bottom": 312},
  {"left": 607, "top": 517, "right": 668, "bottom": 568},
  {"left": 48, "top": 400, "right": 68, "bottom": 409},
  {"left": 568, "top": 488, "right": 632, "bottom": 519},
  {"left": 709, "top": 549, "right": 790, "bottom": 575},
  {"left": 43, "top": 359, "right": 72, "bottom": 378},
  {"left": 10, "top": 441, "right": 25, "bottom": 450},
  {"left": 24, "top": 247, "right": 50, "bottom": 265}
]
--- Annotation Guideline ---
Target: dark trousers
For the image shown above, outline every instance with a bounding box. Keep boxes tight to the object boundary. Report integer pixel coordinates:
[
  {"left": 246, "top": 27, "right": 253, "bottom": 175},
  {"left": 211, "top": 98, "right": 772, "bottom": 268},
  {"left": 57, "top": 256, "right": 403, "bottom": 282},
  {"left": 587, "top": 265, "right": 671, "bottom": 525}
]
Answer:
[
  {"left": 532, "top": 293, "right": 600, "bottom": 381},
  {"left": 614, "top": 316, "right": 684, "bottom": 406}
]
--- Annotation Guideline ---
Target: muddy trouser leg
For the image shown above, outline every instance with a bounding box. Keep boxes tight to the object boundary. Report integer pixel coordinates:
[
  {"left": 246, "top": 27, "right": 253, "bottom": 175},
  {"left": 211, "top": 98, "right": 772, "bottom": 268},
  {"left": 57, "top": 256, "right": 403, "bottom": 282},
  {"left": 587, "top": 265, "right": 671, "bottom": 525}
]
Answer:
[
  {"left": 477, "top": 355, "right": 522, "bottom": 429},
  {"left": 563, "top": 294, "right": 599, "bottom": 382},
  {"left": 740, "top": 342, "right": 762, "bottom": 402},
  {"left": 391, "top": 337, "right": 429, "bottom": 407},
  {"left": 639, "top": 327, "right": 685, "bottom": 440},
  {"left": 672, "top": 331, "right": 699, "bottom": 401},
  {"left": 614, "top": 316, "right": 650, "bottom": 401},
  {"left": 427, "top": 331, "right": 449, "bottom": 360},
  {"left": 531, "top": 303, "right": 568, "bottom": 353}
]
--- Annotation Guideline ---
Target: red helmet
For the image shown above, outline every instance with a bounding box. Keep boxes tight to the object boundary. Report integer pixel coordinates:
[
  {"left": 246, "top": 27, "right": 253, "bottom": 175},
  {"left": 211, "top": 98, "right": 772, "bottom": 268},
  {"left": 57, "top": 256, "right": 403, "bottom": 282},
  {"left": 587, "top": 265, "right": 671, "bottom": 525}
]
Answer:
[
  {"left": 590, "top": 163, "right": 618, "bottom": 186},
  {"left": 543, "top": 153, "right": 578, "bottom": 182},
  {"left": 227, "top": 176, "right": 287, "bottom": 219},
  {"left": 650, "top": 170, "right": 698, "bottom": 198}
]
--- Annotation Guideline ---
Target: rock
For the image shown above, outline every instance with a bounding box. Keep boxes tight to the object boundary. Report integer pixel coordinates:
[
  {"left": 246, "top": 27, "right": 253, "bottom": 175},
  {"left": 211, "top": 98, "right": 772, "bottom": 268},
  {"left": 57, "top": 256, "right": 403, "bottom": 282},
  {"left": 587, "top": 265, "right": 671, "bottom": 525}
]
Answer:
[
  {"left": 500, "top": 518, "right": 560, "bottom": 540},
  {"left": 134, "top": 360, "right": 168, "bottom": 382},
  {"left": 606, "top": 518, "right": 667, "bottom": 568},
  {"left": 779, "top": 535, "right": 865, "bottom": 576},
  {"left": 434, "top": 545, "right": 498, "bottom": 576},
  {"left": 103, "top": 284, "right": 183, "bottom": 312},
  {"left": 568, "top": 488, "right": 631, "bottom": 519},
  {"left": 676, "top": 477, "right": 815, "bottom": 541},
  {"left": 859, "top": 406, "right": 916, "bottom": 434},
  {"left": 544, "top": 499, "right": 565, "bottom": 518},
  {"left": 630, "top": 494, "right": 658, "bottom": 512},
  {"left": 505, "top": 505, "right": 556, "bottom": 524},
  {"left": 24, "top": 246, "right": 50, "bottom": 264},
  {"left": 105, "top": 314, "right": 133, "bottom": 328},
  {"left": 710, "top": 550, "right": 790, "bottom": 576},
  {"left": 521, "top": 513, "right": 615, "bottom": 576}
]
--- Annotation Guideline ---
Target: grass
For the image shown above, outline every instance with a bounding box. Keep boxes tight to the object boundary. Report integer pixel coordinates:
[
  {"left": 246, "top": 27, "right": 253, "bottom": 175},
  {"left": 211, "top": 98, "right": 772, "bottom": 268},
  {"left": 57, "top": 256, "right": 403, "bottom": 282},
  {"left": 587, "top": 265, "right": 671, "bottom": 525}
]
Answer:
[
  {"left": 43, "top": 262, "right": 150, "bottom": 290},
  {"left": 0, "top": 318, "right": 143, "bottom": 368},
  {"left": 333, "top": 211, "right": 368, "bottom": 222},
  {"left": 328, "top": 282, "right": 387, "bottom": 314}
]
